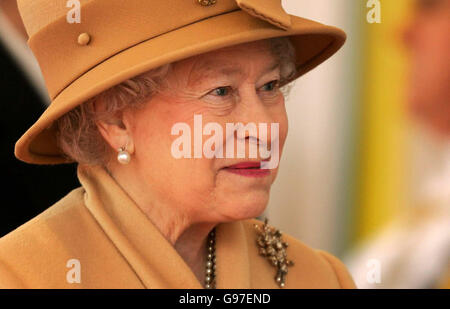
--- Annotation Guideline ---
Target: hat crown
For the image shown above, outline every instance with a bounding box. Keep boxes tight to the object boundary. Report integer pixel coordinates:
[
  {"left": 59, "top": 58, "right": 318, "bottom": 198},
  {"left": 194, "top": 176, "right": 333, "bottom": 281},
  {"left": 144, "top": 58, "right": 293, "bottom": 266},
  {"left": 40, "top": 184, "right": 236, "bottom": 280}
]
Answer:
[
  {"left": 18, "top": 0, "right": 290, "bottom": 39},
  {"left": 17, "top": 0, "right": 291, "bottom": 100},
  {"left": 17, "top": 0, "right": 95, "bottom": 38}
]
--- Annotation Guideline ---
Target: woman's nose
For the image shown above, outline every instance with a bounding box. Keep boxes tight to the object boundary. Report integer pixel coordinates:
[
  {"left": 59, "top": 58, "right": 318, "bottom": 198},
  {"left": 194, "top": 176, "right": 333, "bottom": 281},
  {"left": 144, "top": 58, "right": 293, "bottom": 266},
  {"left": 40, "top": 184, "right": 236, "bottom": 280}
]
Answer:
[
  {"left": 237, "top": 89, "right": 279, "bottom": 124},
  {"left": 233, "top": 89, "right": 283, "bottom": 150}
]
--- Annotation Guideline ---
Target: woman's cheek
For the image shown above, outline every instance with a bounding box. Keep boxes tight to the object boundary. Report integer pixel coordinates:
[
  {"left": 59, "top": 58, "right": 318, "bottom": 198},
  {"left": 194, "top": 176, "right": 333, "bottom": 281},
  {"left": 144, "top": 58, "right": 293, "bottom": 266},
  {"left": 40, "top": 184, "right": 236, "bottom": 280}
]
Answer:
[{"left": 275, "top": 106, "right": 289, "bottom": 150}]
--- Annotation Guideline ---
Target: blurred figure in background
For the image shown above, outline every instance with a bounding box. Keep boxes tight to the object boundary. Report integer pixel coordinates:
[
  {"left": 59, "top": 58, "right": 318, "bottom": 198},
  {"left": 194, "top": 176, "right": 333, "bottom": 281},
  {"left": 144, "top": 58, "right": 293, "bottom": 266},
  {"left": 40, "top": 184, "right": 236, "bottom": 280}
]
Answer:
[
  {"left": 0, "top": 0, "right": 79, "bottom": 236},
  {"left": 405, "top": 0, "right": 450, "bottom": 137},
  {"left": 345, "top": 0, "right": 450, "bottom": 288}
]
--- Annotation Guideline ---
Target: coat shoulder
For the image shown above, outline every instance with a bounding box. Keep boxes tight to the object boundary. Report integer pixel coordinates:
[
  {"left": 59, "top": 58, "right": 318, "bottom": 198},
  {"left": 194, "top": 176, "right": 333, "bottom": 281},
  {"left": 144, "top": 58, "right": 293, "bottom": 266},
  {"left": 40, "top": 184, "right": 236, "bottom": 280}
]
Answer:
[
  {"left": 0, "top": 187, "right": 130, "bottom": 288},
  {"left": 0, "top": 187, "right": 86, "bottom": 287},
  {"left": 0, "top": 187, "right": 88, "bottom": 244},
  {"left": 0, "top": 187, "right": 88, "bottom": 247},
  {"left": 242, "top": 218, "right": 357, "bottom": 289}
]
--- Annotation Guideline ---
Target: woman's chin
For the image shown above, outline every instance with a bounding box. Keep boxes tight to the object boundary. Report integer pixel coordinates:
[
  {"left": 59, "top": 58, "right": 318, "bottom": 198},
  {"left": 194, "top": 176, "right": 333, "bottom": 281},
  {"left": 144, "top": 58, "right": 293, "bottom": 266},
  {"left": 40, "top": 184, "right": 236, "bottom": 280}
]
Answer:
[{"left": 217, "top": 194, "right": 269, "bottom": 221}]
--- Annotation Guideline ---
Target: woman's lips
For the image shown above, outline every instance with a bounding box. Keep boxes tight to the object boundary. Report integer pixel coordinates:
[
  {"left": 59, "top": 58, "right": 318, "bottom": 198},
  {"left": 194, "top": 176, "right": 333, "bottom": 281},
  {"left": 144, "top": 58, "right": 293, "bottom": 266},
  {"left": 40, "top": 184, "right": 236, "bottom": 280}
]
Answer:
[{"left": 223, "top": 162, "right": 270, "bottom": 178}]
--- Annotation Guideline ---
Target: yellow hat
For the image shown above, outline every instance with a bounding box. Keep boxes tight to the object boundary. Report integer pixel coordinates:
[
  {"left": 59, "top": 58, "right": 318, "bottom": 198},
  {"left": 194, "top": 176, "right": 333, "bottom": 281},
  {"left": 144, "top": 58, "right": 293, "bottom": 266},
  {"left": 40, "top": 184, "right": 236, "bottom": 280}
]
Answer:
[{"left": 14, "top": 0, "right": 346, "bottom": 165}]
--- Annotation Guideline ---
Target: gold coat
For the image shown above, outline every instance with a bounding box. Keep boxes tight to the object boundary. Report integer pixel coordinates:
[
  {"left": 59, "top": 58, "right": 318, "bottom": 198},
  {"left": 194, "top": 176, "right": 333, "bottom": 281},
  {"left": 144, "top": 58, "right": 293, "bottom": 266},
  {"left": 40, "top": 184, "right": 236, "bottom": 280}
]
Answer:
[{"left": 0, "top": 164, "right": 357, "bottom": 289}]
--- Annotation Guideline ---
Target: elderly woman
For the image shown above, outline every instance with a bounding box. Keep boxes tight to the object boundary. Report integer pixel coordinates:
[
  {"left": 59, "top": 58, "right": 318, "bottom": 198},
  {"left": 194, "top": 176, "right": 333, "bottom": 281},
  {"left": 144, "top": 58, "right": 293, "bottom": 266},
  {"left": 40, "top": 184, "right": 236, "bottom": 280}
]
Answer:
[{"left": 0, "top": 0, "right": 356, "bottom": 289}]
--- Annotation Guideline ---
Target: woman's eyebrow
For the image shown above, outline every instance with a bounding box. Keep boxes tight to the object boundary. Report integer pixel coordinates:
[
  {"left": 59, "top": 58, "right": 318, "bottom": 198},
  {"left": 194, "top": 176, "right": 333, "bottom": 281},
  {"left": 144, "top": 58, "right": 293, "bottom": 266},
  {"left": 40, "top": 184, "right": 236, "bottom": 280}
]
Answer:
[
  {"left": 198, "top": 59, "right": 281, "bottom": 77},
  {"left": 189, "top": 59, "right": 281, "bottom": 87},
  {"left": 264, "top": 60, "right": 282, "bottom": 73}
]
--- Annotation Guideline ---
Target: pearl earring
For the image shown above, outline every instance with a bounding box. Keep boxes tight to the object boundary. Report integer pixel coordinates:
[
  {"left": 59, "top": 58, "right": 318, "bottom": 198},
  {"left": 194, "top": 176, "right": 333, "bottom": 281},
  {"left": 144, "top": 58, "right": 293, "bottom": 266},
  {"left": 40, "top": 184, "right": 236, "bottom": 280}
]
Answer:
[{"left": 117, "top": 146, "right": 131, "bottom": 164}]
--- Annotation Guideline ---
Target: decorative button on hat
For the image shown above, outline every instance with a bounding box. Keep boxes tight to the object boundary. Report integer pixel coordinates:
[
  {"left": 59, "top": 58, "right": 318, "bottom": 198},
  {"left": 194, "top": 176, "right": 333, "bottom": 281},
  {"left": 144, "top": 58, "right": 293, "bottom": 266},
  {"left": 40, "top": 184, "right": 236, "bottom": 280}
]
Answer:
[
  {"left": 77, "top": 33, "right": 91, "bottom": 46},
  {"left": 14, "top": 0, "right": 346, "bottom": 165}
]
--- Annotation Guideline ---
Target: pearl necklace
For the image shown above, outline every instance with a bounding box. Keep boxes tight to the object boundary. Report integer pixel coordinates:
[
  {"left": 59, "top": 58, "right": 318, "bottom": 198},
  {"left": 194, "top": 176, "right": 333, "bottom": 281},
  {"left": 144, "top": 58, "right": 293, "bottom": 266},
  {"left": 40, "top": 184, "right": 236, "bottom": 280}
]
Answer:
[
  {"left": 203, "top": 219, "right": 293, "bottom": 288},
  {"left": 205, "top": 228, "right": 216, "bottom": 289}
]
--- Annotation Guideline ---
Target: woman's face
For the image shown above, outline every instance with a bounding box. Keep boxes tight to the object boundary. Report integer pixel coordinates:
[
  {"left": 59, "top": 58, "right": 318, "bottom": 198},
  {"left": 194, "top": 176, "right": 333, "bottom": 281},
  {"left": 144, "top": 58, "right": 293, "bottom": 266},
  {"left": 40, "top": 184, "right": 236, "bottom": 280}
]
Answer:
[{"left": 123, "top": 40, "right": 289, "bottom": 223}]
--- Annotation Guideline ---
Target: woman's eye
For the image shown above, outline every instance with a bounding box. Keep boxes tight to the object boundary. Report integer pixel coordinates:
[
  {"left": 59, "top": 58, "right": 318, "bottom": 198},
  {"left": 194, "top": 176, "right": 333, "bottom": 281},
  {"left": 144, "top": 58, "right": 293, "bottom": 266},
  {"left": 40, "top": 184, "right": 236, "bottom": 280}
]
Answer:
[
  {"left": 261, "top": 80, "right": 280, "bottom": 92},
  {"left": 210, "top": 86, "right": 232, "bottom": 97},
  {"left": 206, "top": 80, "right": 279, "bottom": 98}
]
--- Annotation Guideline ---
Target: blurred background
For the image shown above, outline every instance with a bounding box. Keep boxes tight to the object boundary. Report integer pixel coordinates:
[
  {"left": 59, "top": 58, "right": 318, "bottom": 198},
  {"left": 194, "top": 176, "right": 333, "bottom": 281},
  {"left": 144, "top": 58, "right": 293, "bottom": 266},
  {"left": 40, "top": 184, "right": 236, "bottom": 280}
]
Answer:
[
  {"left": 0, "top": 0, "right": 448, "bottom": 288},
  {"left": 266, "top": 0, "right": 450, "bottom": 289}
]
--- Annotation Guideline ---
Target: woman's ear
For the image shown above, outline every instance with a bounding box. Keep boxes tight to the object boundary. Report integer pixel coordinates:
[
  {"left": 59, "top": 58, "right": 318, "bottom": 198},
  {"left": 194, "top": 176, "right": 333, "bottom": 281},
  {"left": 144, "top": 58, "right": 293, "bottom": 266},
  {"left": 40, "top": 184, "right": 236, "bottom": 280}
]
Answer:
[{"left": 94, "top": 99, "right": 135, "bottom": 155}]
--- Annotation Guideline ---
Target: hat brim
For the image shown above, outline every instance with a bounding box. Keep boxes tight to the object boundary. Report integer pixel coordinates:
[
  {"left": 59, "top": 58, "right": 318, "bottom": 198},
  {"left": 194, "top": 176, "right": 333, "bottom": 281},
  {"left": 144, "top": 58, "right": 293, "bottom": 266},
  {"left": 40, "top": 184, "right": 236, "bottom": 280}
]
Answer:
[{"left": 15, "top": 10, "right": 346, "bottom": 165}]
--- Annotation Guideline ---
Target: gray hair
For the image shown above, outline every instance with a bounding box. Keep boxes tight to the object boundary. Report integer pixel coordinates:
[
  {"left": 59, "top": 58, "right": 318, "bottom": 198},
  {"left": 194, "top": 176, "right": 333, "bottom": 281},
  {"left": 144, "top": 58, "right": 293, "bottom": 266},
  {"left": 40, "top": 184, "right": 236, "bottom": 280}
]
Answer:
[{"left": 55, "top": 37, "right": 297, "bottom": 166}]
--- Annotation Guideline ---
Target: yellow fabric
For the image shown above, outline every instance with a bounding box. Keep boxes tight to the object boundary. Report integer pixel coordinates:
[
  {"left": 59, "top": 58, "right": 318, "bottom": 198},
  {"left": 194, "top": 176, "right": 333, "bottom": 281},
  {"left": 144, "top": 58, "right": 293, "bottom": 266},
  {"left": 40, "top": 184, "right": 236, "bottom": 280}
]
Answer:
[
  {"left": 355, "top": 0, "right": 411, "bottom": 242},
  {"left": 0, "top": 164, "right": 357, "bottom": 289}
]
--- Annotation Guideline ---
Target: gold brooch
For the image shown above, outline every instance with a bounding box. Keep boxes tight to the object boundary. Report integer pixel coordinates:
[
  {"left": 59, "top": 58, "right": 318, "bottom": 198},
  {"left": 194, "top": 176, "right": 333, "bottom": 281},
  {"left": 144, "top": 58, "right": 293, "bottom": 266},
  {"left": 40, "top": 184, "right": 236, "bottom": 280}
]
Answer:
[
  {"left": 254, "top": 218, "right": 294, "bottom": 288},
  {"left": 198, "top": 0, "right": 217, "bottom": 6}
]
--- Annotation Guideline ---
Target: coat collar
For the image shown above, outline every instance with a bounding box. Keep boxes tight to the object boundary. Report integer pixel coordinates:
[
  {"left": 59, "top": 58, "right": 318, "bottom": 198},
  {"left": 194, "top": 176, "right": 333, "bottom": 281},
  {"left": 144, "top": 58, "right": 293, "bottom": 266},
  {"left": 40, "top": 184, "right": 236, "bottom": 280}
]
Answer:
[{"left": 76, "top": 163, "right": 251, "bottom": 289}]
